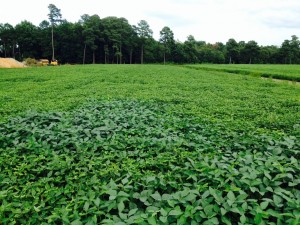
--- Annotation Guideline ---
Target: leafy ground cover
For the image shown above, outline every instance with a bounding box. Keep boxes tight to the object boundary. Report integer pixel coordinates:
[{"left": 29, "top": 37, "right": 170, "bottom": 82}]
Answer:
[
  {"left": 0, "top": 65, "right": 299, "bottom": 132},
  {"left": 184, "top": 64, "right": 300, "bottom": 82},
  {"left": 0, "top": 65, "right": 299, "bottom": 224},
  {"left": 0, "top": 100, "right": 299, "bottom": 224}
]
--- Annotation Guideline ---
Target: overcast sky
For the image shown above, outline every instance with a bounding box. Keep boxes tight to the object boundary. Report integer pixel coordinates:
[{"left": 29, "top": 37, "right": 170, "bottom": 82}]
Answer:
[{"left": 1, "top": 0, "right": 300, "bottom": 46}]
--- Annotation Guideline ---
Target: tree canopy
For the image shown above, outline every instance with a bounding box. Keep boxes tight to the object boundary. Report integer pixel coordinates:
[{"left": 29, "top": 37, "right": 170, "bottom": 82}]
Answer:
[
  {"left": 0, "top": 10, "right": 299, "bottom": 64},
  {"left": 48, "top": 4, "right": 62, "bottom": 61}
]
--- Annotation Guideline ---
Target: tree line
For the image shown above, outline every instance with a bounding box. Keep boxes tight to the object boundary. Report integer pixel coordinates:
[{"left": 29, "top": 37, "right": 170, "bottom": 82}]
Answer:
[{"left": 0, "top": 4, "right": 299, "bottom": 64}]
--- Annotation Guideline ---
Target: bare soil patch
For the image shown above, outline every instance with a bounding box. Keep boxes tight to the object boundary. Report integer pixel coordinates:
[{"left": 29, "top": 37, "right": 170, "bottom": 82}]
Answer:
[
  {"left": 261, "top": 77, "right": 300, "bottom": 86},
  {"left": 0, "top": 58, "right": 26, "bottom": 68}
]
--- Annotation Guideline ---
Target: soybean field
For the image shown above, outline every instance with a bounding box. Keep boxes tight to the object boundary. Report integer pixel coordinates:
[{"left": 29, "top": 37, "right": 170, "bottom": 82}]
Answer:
[{"left": 0, "top": 65, "right": 299, "bottom": 224}]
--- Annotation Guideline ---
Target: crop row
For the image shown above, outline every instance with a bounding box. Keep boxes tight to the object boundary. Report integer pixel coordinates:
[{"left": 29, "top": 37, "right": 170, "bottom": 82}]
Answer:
[
  {"left": 0, "top": 65, "right": 299, "bottom": 137},
  {"left": 183, "top": 65, "right": 300, "bottom": 82}
]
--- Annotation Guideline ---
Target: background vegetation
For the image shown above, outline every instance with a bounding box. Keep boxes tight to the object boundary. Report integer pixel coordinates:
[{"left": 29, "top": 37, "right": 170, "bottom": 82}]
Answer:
[{"left": 0, "top": 4, "right": 300, "bottom": 64}]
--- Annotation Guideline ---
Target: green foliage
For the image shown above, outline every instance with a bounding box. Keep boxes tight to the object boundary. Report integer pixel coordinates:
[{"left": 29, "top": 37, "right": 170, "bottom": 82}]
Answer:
[
  {"left": 24, "top": 58, "right": 38, "bottom": 66},
  {"left": 0, "top": 65, "right": 299, "bottom": 135},
  {"left": 14, "top": 21, "right": 40, "bottom": 60},
  {"left": 1, "top": 99, "right": 299, "bottom": 224},
  {"left": 48, "top": 4, "right": 62, "bottom": 25},
  {"left": 2, "top": 13, "right": 300, "bottom": 64},
  {"left": 0, "top": 65, "right": 299, "bottom": 224},
  {"left": 134, "top": 20, "right": 153, "bottom": 64},
  {"left": 185, "top": 64, "right": 300, "bottom": 82},
  {"left": 82, "top": 15, "right": 101, "bottom": 57},
  {"left": 159, "top": 26, "right": 175, "bottom": 64}
]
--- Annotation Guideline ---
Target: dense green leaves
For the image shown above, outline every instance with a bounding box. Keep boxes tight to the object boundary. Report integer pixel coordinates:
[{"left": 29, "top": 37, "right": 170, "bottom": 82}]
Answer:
[
  {"left": 0, "top": 64, "right": 299, "bottom": 224},
  {"left": 185, "top": 64, "right": 300, "bottom": 82},
  {"left": 0, "top": 100, "right": 299, "bottom": 224},
  {"left": 1, "top": 10, "right": 300, "bottom": 64}
]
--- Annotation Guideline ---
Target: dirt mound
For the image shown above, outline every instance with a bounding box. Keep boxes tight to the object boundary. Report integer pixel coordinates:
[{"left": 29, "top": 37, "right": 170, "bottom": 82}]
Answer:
[{"left": 0, "top": 58, "right": 26, "bottom": 68}]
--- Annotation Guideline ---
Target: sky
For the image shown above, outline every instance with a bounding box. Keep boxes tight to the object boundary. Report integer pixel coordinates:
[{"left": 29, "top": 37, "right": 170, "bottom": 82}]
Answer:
[{"left": 1, "top": 0, "right": 300, "bottom": 46}]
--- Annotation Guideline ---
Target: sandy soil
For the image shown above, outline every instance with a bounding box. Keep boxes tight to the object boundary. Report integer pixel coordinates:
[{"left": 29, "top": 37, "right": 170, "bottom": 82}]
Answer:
[{"left": 0, "top": 58, "right": 26, "bottom": 68}]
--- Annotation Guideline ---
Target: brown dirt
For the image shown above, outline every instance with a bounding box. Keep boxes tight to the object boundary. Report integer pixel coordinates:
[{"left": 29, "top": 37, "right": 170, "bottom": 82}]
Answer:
[
  {"left": 0, "top": 58, "right": 26, "bottom": 68},
  {"left": 261, "top": 77, "right": 300, "bottom": 86}
]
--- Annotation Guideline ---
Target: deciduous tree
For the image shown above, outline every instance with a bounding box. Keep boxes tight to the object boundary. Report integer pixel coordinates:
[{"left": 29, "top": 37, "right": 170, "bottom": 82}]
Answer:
[
  {"left": 0, "top": 23, "right": 15, "bottom": 58},
  {"left": 81, "top": 14, "right": 101, "bottom": 64},
  {"left": 102, "top": 17, "right": 133, "bottom": 64},
  {"left": 15, "top": 21, "right": 39, "bottom": 60},
  {"left": 290, "top": 35, "right": 300, "bottom": 64},
  {"left": 242, "top": 40, "right": 260, "bottom": 64},
  {"left": 226, "top": 38, "right": 239, "bottom": 64}
]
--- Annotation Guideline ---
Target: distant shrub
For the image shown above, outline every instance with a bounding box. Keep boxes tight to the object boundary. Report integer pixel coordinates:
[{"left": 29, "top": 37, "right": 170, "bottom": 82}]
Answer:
[{"left": 24, "top": 58, "right": 38, "bottom": 66}]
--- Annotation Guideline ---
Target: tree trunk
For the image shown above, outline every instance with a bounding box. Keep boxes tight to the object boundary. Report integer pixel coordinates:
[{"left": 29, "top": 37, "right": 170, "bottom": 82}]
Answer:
[
  {"left": 18, "top": 45, "right": 21, "bottom": 60},
  {"left": 164, "top": 52, "right": 166, "bottom": 65},
  {"left": 129, "top": 49, "right": 132, "bottom": 64},
  {"left": 12, "top": 44, "right": 15, "bottom": 59},
  {"left": 83, "top": 44, "right": 86, "bottom": 64},
  {"left": 93, "top": 51, "right": 95, "bottom": 64},
  {"left": 249, "top": 58, "right": 251, "bottom": 64},
  {"left": 229, "top": 56, "right": 232, "bottom": 64},
  {"left": 4, "top": 43, "right": 6, "bottom": 58},
  {"left": 104, "top": 45, "right": 108, "bottom": 64},
  {"left": 51, "top": 24, "right": 55, "bottom": 61},
  {"left": 120, "top": 43, "right": 122, "bottom": 64},
  {"left": 141, "top": 44, "right": 144, "bottom": 64}
]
